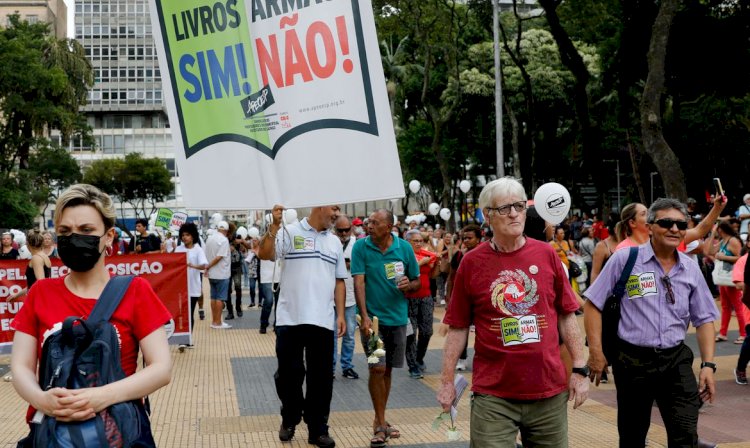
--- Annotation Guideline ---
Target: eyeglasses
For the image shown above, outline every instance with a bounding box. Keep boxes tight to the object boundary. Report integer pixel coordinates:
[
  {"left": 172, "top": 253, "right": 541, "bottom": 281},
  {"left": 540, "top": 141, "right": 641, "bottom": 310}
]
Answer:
[
  {"left": 661, "top": 276, "right": 675, "bottom": 305},
  {"left": 335, "top": 227, "right": 351, "bottom": 233},
  {"left": 653, "top": 218, "right": 688, "bottom": 231},
  {"left": 410, "top": 239, "right": 424, "bottom": 243},
  {"left": 486, "top": 201, "right": 527, "bottom": 216}
]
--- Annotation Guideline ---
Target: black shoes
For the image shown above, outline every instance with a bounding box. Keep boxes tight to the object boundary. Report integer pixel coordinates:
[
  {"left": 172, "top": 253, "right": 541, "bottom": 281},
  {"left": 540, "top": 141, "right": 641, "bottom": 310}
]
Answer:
[
  {"left": 342, "top": 368, "right": 359, "bottom": 379},
  {"left": 225, "top": 314, "right": 235, "bottom": 321},
  {"left": 198, "top": 309, "right": 205, "bottom": 320},
  {"left": 278, "top": 425, "right": 295, "bottom": 442},
  {"left": 237, "top": 309, "right": 243, "bottom": 317},
  {"left": 308, "top": 434, "right": 335, "bottom": 447},
  {"left": 260, "top": 326, "right": 267, "bottom": 334}
]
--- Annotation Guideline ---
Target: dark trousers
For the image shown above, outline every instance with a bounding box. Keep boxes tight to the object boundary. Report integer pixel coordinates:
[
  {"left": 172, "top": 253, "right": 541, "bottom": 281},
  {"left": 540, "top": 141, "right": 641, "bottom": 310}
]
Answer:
[
  {"left": 405, "top": 296, "right": 434, "bottom": 370},
  {"left": 738, "top": 324, "right": 750, "bottom": 371},
  {"left": 613, "top": 342, "right": 699, "bottom": 448},
  {"left": 275, "top": 324, "right": 334, "bottom": 437},
  {"left": 189, "top": 296, "right": 201, "bottom": 333},
  {"left": 248, "top": 277, "right": 257, "bottom": 305},
  {"left": 226, "top": 270, "right": 242, "bottom": 315}
]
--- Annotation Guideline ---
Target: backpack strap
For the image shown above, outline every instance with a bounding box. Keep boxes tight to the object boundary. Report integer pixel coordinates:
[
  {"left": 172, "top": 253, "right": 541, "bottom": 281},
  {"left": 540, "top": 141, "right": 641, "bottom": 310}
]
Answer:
[
  {"left": 611, "top": 247, "right": 639, "bottom": 299},
  {"left": 88, "top": 275, "right": 135, "bottom": 323}
]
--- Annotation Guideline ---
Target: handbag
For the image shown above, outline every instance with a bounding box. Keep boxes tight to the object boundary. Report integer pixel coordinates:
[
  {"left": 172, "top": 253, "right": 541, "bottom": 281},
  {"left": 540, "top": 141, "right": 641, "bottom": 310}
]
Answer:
[
  {"left": 601, "top": 247, "right": 639, "bottom": 364},
  {"left": 712, "top": 260, "right": 735, "bottom": 287}
]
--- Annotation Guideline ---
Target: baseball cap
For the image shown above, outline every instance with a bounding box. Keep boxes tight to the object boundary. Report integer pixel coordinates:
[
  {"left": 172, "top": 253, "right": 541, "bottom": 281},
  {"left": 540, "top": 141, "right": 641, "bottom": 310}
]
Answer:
[
  {"left": 352, "top": 218, "right": 363, "bottom": 226},
  {"left": 217, "top": 221, "right": 229, "bottom": 230}
]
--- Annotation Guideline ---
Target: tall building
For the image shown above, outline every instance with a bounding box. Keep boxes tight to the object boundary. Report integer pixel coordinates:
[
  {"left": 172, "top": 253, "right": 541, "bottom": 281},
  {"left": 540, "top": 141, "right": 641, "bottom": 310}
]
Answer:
[
  {"left": 52, "top": 0, "right": 183, "bottom": 227},
  {"left": 0, "top": 0, "right": 67, "bottom": 38}
]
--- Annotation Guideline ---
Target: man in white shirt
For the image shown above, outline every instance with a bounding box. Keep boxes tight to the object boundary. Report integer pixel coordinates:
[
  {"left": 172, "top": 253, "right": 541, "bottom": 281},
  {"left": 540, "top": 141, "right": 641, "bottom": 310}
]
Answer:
[
  {"left": 204, "top": 221, "right": 231, "bottom": 329},
  {"left": 258, "top": 204, "right": 347, "bottom": 448}
]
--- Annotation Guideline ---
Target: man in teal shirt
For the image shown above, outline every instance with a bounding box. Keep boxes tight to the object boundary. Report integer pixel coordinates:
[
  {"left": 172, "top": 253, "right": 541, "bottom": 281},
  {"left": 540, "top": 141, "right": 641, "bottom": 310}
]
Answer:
[{"left": 352, "top": 209, "right": 420, "bottom": 448}]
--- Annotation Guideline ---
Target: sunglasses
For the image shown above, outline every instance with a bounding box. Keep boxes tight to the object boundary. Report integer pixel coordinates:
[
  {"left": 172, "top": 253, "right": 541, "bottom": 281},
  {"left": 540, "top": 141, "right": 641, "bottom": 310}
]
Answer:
[
  {"left": 652, "top": 218, "right": 688, "bottom": 231},
  {"left": 486, "top": 201, "right": 527, "bottom": 216},
  {"left": 335, "top": 227, "right": 351, "bottom": 233},
  {"left": 661, "top": 276, "right": 675, "bottom": 305}
]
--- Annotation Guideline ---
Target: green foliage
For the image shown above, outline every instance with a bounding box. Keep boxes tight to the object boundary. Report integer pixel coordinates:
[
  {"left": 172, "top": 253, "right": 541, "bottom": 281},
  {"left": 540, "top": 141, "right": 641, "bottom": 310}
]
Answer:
[
  {"left": 83, "top": 153, "right": 173, "bottom": 219},
  {"left": 0, "top": 180, "right": 38, "bottom": 229},
  {"left": 28, "top": 145, "right": 82, "bottom": 208}
]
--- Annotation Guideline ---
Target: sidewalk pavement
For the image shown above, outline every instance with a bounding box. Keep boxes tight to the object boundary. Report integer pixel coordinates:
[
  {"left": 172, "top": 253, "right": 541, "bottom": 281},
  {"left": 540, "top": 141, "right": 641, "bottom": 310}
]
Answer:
[{"left": 2, "top": 294, "right": 750, "bottom": 447}]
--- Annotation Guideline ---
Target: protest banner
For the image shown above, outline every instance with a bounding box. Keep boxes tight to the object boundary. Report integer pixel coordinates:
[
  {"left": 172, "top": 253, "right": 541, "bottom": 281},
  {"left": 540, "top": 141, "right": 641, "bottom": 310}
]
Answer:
[
  {"left": 149, "top": 0, "right": 404, "bottom": 209},
  {"left": 0, "top": 253, "right": 190, "bottom": 354}
]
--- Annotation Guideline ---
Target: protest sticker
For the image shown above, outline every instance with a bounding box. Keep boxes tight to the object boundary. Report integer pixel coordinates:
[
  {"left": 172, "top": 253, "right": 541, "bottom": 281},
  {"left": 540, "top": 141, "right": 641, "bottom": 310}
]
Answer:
[
  {"left": 149, "top": 0, "right": 404, "bottom": 209},
  {"left": 155, "top": 207, "right": 174, "bottom": 229}
]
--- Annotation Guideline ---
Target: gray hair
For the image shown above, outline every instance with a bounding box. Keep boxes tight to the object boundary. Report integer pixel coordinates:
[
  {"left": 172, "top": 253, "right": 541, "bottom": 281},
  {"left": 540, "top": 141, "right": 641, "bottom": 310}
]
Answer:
[
  {"left": 404, "top": 229, "right": 421, "bottom": 240},
  {"left": 647, "top": 198, "right": 688, "bottom": 223},
  {"left": 372, "top": 209, "right": 394, "bottom": 226},
  {"left": 478, "top": 176, "right": 527, "bottom": 209}
]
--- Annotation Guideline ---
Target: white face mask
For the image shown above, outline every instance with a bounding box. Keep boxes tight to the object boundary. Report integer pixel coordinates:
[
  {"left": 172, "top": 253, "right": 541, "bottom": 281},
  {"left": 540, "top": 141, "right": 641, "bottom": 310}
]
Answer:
[
  {"left": 391, "top": 231, "right": 399, "bottom": 239},
  {"left": 353, "top": 226, "right": 363, "bottom": 235}
]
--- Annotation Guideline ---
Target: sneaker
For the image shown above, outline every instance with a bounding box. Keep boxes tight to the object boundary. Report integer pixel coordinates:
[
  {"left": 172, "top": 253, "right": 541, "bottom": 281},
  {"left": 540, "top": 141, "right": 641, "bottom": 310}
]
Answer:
[
  {"left": 456, "top": 359, "right": 466, "bottom": 371},
  {"left": 308, "top": 434, "right": 335, "bottom": 447},
  {"left": 178, "top": 344, "right": 187, "bottom": 353},
  {"left": 259, "top": 326, "right": 267, "bottom": 334},
  {"left": 417, "top": 361, "right": 426, "bottom": 372},
  {"left": 440, "top": 299, "right": 446, "bottom": 306},
  {"left": 697, "top": 438, "right": 718, "bottom": 448},
  {"left": 210, "top": 322, "right": 232, "bottom": 329},
  {"left": 279, "top": 425, "right": 295, "bottom": 442},
  {"left": 409, "top": 369, "right": 424, "bottom": 379},
  {"left": 225, "top": 314, "right": 235, "bottom": 321},
  {"left": 600, "top": 371, "right": 609, "bottom": 384},
  {"left": 198, "top": 309, "right": 205, "bottom": 320},
  {"left": 735, "top": 369, "right": 748, "bottom": 385},
  {"left": 342, "top": 368, "right": 359, "bottom": 379}
]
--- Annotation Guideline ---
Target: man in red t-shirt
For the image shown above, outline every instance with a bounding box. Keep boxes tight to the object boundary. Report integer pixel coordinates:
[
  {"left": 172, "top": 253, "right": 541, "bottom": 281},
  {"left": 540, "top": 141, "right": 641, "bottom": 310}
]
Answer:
[
  {"left": 437, "top": 177, "right": 589, "bottom": 447},
  {"left": 404, "top": 229, "right": 438, "bottom": 379}
]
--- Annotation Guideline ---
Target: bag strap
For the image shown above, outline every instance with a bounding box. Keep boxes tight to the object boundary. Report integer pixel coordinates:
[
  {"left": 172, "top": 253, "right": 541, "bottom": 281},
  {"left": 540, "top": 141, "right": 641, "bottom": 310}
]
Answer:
[
  {"left": 88, "top": 275, "right": 134, "bottom": 323},
  {"left": 611, "top": 247, "right": 639, "bottom": 300}
]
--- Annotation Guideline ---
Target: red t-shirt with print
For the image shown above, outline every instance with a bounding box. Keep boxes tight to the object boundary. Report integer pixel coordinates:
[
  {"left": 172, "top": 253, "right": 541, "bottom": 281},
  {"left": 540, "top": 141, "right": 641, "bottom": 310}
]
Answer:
[
  {"left": 443, "top": 238, "right": 579, "bottom": 400},
  {"left": 406, "top": 249, "right": 436, "bottom": 299},
  {"left": 12, "top": 276, "right": 172, "bottom": 377}
]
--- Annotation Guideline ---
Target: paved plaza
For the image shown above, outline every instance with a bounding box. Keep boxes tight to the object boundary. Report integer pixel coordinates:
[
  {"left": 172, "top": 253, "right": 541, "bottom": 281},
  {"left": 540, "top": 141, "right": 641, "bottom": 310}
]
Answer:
[{"left": 2, "top": 293, "right": 750, "bottom": 447}]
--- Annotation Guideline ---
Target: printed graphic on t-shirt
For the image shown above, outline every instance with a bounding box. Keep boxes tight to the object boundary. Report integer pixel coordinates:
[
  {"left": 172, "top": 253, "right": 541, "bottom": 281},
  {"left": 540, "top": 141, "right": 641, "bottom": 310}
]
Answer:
[
  {"left": 293, "top": 236, "right": 315, "bottom": 251},
  {"left": 384, "top": 261, "right": 405, "bottom": 279},
  {"left": 499, "top": 315, "right": 541, "bottom": 345},
  {"left": 626, "top": 272, "right": 657, "bottom": 299},
  {"left": 489, "top": 269, "right": 539, "bottom": 315}
]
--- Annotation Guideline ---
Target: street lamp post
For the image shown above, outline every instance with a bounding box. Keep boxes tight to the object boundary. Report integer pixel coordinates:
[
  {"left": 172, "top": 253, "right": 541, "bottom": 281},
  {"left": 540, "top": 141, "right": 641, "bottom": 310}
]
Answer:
[
  {"left": 650, "top": 172, "right": 659, "bottom": 204},
  {"left": 493, "top": 0, "right": 504, "bottom": 178},
  {"left": 603, "top": 159, "right": 621, "bottom": 211}
]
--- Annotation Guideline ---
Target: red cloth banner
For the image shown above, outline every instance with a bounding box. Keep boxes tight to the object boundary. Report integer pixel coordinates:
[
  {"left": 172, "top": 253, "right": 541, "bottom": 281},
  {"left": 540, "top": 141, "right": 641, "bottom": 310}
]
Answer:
[{"left": 0, "top": 253, "right": 189, "bottom": 353}]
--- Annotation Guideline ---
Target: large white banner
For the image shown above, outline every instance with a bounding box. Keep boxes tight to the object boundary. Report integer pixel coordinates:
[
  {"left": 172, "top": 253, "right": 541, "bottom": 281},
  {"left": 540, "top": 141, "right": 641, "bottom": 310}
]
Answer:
[{"left": 149, "top": 0, "right": 404, "bottom": 209}]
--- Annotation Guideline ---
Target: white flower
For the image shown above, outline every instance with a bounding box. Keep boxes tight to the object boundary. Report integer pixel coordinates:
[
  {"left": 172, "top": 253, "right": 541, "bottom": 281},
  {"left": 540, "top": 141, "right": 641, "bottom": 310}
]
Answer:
[
  {"left": 446, "top": 428, "right": 461, "bottom": 441},
  {"left": 367, "top": 355, "right": 380, "bottom": 364},
  {"left": 373, "top": 348, "right": 386, "bottom": 357}
]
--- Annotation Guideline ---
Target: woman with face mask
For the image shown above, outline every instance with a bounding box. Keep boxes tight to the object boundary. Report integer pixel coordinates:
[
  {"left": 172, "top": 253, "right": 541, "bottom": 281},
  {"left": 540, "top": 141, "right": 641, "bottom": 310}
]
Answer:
[{"left": 10, "top": 184, "right": 172, "bottom": 434}]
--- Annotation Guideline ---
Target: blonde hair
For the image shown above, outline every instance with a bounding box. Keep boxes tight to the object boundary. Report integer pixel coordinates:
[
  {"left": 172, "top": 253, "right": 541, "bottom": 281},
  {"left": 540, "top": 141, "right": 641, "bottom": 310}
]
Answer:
[
  {"left": 26, "top": 230, "right": 44, "bottom": 249},
  {"left": 616, "top": 203, "right": 643, "bottom": 242},
  {"left": 54, "top": 184, "right": 117, "bottom": 230}
]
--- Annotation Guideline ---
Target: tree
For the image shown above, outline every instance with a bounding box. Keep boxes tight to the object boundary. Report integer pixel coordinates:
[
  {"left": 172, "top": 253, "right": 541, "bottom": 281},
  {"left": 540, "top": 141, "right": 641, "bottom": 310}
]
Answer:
[
  {"left": 0, "top": 15, "right": 92, "bottom": 229},
  {"left": 28, "top": 145, "right": 82, "bottom": 226},
  {"left": 83, "top": 154, "right": 173, "bottom": 220}
]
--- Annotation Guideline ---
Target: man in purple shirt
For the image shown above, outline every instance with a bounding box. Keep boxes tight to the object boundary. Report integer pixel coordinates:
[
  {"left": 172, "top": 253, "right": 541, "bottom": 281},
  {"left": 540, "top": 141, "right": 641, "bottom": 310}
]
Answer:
[{"left": 584, "top": 198, "right": 719, "bottom": 448}]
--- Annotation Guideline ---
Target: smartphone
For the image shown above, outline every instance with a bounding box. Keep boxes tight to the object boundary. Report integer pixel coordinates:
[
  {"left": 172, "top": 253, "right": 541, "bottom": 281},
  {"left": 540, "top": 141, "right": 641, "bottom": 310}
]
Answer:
[{"left": 713, "top": 177, "right": 724, "bottom": 197}]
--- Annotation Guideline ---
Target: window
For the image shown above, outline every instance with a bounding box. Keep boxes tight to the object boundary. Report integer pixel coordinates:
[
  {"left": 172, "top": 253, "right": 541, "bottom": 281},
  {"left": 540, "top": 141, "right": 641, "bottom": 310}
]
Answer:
[{"left": 26, "top": 15, "right": 38, "bottom": 24}]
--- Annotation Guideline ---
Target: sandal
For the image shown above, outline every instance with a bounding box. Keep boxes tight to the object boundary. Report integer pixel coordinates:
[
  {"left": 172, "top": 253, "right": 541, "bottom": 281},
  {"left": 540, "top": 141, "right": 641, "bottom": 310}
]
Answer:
[
  {"left": 385, "top": 422, "right": 400, "bottom": 439},
  {"left": 371, "top": 426, "right": 388, "bottom": 448},
  {"left": 735, "top": 336, "right": 746, "bottom": 344},
  {"left": 716, "top": 335, "right": 728, "bottom": 342}
]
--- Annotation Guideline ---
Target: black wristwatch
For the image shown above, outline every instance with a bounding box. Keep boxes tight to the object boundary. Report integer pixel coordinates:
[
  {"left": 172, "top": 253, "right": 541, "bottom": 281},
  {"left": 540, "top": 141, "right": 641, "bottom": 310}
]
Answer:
[
  {"left": 572, "top": 366, "right": 591, "bottom": 378},
  {"left": 700, "top": 361, "right": 717, "bottom": 373}
]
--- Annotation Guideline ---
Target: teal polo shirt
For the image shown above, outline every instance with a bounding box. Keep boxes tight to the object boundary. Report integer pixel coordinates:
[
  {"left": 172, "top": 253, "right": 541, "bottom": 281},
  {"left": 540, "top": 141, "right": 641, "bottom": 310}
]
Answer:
[{"left": 350, "top": 236, "right": 420, "bottom": 327}]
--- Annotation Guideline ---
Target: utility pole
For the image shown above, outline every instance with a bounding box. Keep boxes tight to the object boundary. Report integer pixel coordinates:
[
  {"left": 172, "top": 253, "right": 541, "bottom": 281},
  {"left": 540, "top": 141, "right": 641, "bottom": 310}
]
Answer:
[{"left": 493, "top": 0, "right": 504, "bottom": 178}]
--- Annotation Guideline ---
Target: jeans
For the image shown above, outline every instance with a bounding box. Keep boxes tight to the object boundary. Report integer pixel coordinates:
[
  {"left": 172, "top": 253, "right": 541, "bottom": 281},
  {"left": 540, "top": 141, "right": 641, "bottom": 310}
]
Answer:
[
  {"left": 226, "top": 270, "right": 242, "bottom": 315},
  {"left": 275, "top": 324, "right": 334, "bottom": 438},
  {"left": 332, "top": 305, "right": 357, "bottom": 372},
  {"left": 259, "top": 282, "right": 280, "bottom": 329},
  {"left": 248, "top": 277, "right": 257, "bottom": 305}
]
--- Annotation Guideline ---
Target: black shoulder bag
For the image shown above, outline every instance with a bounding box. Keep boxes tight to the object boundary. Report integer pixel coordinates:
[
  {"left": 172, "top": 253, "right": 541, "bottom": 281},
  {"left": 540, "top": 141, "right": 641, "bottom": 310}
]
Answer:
[{"left": 601, "top": 246, "right": 639, "bottom": 364}]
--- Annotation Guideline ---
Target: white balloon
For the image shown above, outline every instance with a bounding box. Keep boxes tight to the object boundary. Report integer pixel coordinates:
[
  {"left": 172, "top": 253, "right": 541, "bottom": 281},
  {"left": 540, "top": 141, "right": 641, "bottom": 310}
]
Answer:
[
  {"left": 428, "top": 202, "right": 440, "bottom": 216},
  {"left": 211, "top": 213, "right": 223, "bottom": 224},
  {"left": 248, "top": 227, "right": 260, "bottom": 238},
  {"left": 435, "top": 223, "right": 441, "bottom": 229},
  {"left": 533, "top": 182, "right": 572, "bottom": 225},
  {"left": 439, "top": 208, "right": 451, "bottom": 221},
  {"left": 408, "top": 179, "right": 421, "bottom": 194},
  {"left": 283, "top": 208, "right": 298, "bottom": 224},
  {"left": 236, "top": 226, "right": 248, "bottom": 239},
  {"left": 459, "top": 180, "right": 472, "bottom": 193}
]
